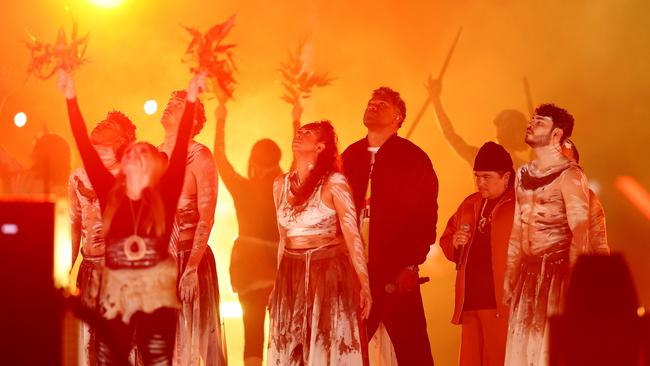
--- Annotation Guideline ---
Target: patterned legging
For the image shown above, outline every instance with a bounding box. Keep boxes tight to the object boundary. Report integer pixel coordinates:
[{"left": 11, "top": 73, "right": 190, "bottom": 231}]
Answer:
[{"left": 96, "top": 308, "right": 177, "bottom": 366}]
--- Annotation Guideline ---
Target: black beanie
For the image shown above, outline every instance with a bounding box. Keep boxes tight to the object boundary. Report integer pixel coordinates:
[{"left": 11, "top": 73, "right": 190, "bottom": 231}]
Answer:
[{"left": 473, "top": 141, "right": 513, "bottom": 171}]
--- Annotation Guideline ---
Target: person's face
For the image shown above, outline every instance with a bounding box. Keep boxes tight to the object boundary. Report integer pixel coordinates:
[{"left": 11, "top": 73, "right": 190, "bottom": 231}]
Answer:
[
  {"left": 475, "top": 171, "right": 510, "bottom": 199},
  {"left": 160, "top": 96, "right": 185, "bottom": 130},
  {"left": 121, "top": 144, "right": 158, "bottom": 184},
  {"left": 292, "top": 127, "right": 324, "bottom": 155},
  {"left": 525, "top": 115, "right": 557, "bottom": 148},
  {"left": 363, "top": 97, "right": 401, "bottom": 131},
  {"left": 90, "top": 119, "right": 124, "bottom": 148}
]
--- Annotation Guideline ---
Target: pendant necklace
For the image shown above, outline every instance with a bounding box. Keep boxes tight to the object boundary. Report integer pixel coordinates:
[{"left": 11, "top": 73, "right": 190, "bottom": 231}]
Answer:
[{"left": 124, "top": 199, "right": 147, "bottom": 261}]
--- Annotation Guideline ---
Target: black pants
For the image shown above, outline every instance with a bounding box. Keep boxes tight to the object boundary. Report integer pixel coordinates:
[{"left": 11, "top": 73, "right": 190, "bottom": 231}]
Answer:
[
  {"left": 367, "top": 288, "right": 435, "bottom": 366},
  {"left": 96, "top": 307, "right": 177, "bottom": 366},
  {"left": 239, "top": 287, "right": 272, "bottom": 359}
]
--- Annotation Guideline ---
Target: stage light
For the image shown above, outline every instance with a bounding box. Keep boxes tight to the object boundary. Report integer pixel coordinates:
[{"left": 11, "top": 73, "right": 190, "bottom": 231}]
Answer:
[
  {"left": 14, "top": 112, "right": 27, "bottom": 128},
  {"left": 89, "top": 0, "right": 124, "bottom": 8},
  {"left": 220, "top": 301, "right": 243, "bottom": 318},
  {"left": 615, "top": 176, "right": 650, "bottom": 221},
  {"left": 144, "top": 99, "right": 158, "bottom": 115}
]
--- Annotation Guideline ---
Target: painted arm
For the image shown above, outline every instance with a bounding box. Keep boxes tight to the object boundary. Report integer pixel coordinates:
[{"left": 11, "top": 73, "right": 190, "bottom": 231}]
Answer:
[
  {"left": 588, "top": 190, "right": 610, "bottom": 255},
  {"left": 178, "top": 150, "right": 218, "bottom": 302},
  {"left": 292, "top": 101, "right": 303, "bottom": 136},
  {"left": 561, "top": 167, "right": 591, "bottom": 264},
  {"left": 504, "top": 173, "right": 523, "bottom": 306},
  {"left": 68, "top": 173, "right": 82, "bottom": 268},
  {"left": 272, "top": 175, "right": 287, "bottom": 266},
  {"left": 327, "top": 173, "right": 371, "bottom": 319},
  {"left": 426, "top": 77, "right": 478, "bottom": 166}
]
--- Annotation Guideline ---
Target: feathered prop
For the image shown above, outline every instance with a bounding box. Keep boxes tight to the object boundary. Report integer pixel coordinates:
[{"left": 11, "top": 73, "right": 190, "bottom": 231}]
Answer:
[
  {"left": 278, "top": 42, "right": 334, "bottom": 105},
  {"left": 24, "top": 19, "right": 89, "bottom": 80},
  {"left": 182, "top": 14, "right": 237, "bottom": 100}
]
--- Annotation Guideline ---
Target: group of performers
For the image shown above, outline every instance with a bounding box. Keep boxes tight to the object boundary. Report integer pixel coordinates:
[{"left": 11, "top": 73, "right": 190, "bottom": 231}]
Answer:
[{"left": 5, "top": 58, "right": 605, "bottom": 366}]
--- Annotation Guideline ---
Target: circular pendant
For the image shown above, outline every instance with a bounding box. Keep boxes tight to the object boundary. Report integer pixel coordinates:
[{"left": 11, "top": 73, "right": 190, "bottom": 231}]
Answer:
[
  {"left": 478, "top": 217, "right": 488, "bottom": 234},
  {"left": 123, "top": 235, "right": 147, "bottom": 261}
]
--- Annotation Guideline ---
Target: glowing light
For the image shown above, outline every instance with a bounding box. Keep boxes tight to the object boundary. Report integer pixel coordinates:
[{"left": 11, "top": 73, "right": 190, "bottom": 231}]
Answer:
[
  {"left": 615, "top": 176, "right": 650, "bottom": 221},
  {"left": 54, "top": 199, "right": 73, "bottom": 290},
  {"left": 638, "top": 306, "right": 647, "bottom": 317},
  {"left": 14, "top": 112, "right": 27, "bottom": 128},
  {"left": 144, "top": 99, "right": 158, "bottom": 115},
  {"left": 89, "top": 0, "right": 124, "bottom": 7},
  {"left": 220, "top": 301, "right": 243, "bottom": 318}
]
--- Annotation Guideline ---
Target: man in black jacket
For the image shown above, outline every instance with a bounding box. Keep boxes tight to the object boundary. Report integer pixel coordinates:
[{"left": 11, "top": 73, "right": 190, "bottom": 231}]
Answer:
[{"left": 342, "top": 86, "right": 438, "bottom": 365}]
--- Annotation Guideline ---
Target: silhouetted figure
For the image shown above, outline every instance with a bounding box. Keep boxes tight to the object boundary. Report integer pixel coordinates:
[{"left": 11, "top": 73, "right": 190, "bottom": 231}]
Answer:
[
  {"left": 1, "top": 133, "right": 71, "bottom": 197},
  {"left": 213, "top": 101, "right": 283, "bottom": 366},
  {"left": 549, "top": 254, "right": 648, "bottom": 366},
  {"left": 426, "top": 77, "right": 529, "bottom": 168}
]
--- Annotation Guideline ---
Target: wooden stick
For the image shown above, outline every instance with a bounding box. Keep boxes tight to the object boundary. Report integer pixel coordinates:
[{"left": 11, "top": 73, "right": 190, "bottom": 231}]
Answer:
[
  {"left": 523, "top": 76, "right": 534, "bottom": 117},
  {"left": 406, "top": 27, "right": 463, "bottom": 139}
]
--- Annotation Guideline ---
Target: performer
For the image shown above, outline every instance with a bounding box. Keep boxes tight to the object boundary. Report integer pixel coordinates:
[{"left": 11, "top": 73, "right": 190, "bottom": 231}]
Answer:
[
  {"left": 342, "top": 87, "right": 438, "bottom": 365},
  {"left": 560, "top": 141, "right": 610, "bottom": 255},
  {"left": 504, "top": 104, "right": 591, "bottom": 366},
  {"left": 0, "top": 133, "right": 71, "bottom": 197},
  {"left": 440, "top": 142, "right": 514, "bottom": 366},
  {"left": 59, "top": 69, "right": 202, "bottom": 366},
  {"left": 158, "top": 90, "right": 226, "bottom": 366},
  {"left": 267, "top": 120, "right": 372, "bottom": 365},
  {"left": 426, "top": 77, "right": 529, "bottom": 168},
  {"left": 69, "top": 111, "right": 136, "bottom": 366},
  {"left": 213, "top": 100, "right": 283, "bottom": 366}
]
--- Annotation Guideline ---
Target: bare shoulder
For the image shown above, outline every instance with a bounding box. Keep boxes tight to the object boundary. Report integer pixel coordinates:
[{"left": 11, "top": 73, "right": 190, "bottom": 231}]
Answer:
[
  {"left": 561, "top": 165, "right": 587, "bottom": 184},
  {"left": 327, "top": 172, "right": 348, "bottom": 185},
  {"left": 187, "top": 143, "right": 216, "bottom": 171}
]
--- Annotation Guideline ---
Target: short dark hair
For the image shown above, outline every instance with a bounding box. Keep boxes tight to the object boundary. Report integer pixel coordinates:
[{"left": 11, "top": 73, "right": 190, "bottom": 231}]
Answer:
[
  {"left": 372, "top": 87, "right": 407, "bottom": 127},
  {"left": 535, "top": 104, "right": 574, "bottom": 142},
  {"left": 171, "top": 90, "right": 207, "bottom": 136}
]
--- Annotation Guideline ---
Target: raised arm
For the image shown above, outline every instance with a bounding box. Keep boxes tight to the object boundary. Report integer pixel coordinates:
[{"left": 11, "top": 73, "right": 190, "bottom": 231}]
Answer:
[
  {"left": 68, "top": 172, "right": 82, "bottom": 268},
  {"left": 426, "top": 77, "right": 478, "bottom": 166},
  {"left": 272, "top": 175, "right": 288, "bottom": 266},
  {"left": 326, "top": 173, "right": 371, "bottom": 319},
  {"left": 212, "top": 101, "right": 246, "bottom": 193},
  {"left": 292, "top": 101, "right": 303, "bottom": 136},
  {"left": 560, "top": 167, "right": 591, "bottom": 264},
  {"left": 162, "top": 73, "right": 204, "bottom": 201},
  {"left": 59, "top": 70, "right": 113, "bottom": 200}
]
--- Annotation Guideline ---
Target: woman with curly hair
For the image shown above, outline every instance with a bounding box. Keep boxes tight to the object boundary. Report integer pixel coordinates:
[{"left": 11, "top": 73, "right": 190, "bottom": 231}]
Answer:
[{"left": 267, "top": 120, "right": 372, "bottom": 365}]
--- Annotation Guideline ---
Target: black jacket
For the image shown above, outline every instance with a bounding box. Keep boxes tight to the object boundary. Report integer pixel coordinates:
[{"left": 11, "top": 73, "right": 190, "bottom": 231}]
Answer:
[{"left": 342, "top": 134, "right": 439, "bottom": 297}]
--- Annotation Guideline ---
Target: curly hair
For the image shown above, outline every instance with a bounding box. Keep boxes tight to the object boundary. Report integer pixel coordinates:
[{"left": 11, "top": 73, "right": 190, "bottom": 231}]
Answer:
[
  {"left": 289, "top": 120, "right": 341, "bottom": 213},
  {"left": 535, "top": 103, "right": 574, "bottom": 142},
  {"left": 170, "top": 90, "right": 206, "bottom": 136},
  {"left": 104, "top": 110, "right": 136, "bottom": 159},
  {"left": 372, "top": 86, "right": 407, "bottom": 127}
]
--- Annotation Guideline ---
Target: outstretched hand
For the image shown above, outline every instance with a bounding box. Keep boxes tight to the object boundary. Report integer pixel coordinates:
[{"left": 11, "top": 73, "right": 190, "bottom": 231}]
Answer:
[
  {"left": 187, "top": 71, "right": 207, "bottom": 102},
  {"left": 57, "top": 69, "right": 76, "bottom": 99},
  {"left": 425, "top": 74, "right": 442, "bottom": 101},
  {"left": 291, "top": 101, "right": 303, "bottom": 123}
]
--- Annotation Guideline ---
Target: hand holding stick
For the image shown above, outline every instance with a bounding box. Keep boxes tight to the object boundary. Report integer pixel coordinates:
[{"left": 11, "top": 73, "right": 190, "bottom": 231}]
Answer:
[{"left": 406, "top": 27, "right": 463, "bottom": 139}]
